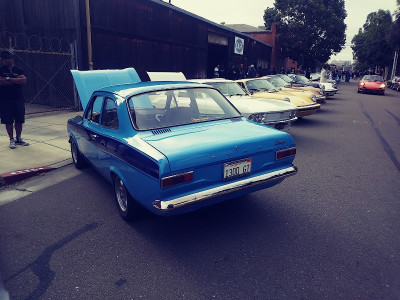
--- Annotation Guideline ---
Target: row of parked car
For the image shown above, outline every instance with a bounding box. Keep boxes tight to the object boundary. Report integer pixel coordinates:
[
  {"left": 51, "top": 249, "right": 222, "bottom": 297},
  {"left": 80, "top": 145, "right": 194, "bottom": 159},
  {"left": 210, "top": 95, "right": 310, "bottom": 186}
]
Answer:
[
  {"left": 67, "top": 68, "right": 337, "bottom": 221},
  {"left": 387, "top": 76, "right": 400, "bottom": 91},
  {"left": 148, "top": 71, "right": 338, "bottom": 131}
]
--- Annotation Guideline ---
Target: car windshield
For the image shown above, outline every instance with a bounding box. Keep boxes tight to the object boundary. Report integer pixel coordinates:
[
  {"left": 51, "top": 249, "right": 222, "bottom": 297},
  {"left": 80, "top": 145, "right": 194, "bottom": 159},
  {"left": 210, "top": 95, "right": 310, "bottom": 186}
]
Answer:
[
  {"left": 279, "top": 74, "right": 293, "bottom": 83},
  {"left": 310, "top": 73, "right": 320, "bottom": 80},
  {"left": 295, "top": 75, "right": 312, "bottom": 84},
  {"left": 266, "top": 76, "right": 291, "bottom": 88},
  {"left": 206, "top": 82, "right": 247, "bottom": 96},
  {"left": 127, "top": 87, "right": 241, "bottom": 130},
  {"left": 363, "top": 75, "right": 383, "bottom": 82},
  {"left": 246, "top": 79, "right": 278, "bottom": 93}
]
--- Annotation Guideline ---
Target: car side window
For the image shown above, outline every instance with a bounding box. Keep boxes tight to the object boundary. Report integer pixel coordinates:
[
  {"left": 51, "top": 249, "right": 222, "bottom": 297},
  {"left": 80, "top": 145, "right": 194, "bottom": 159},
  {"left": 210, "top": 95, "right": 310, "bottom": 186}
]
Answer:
[
  {"left": 86, "top": 96, "right": 103, "bottom": 124},
  {"left": 101, "top": 98, "right": 119, "bottom": 129}
]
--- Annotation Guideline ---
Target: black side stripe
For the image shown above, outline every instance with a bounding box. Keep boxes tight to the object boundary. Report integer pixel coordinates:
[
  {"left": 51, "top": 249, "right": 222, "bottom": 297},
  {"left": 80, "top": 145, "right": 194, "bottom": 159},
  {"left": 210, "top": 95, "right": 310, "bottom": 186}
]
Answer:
[{"left": 68, "top": 121, "right": 159, "bottom": 178}]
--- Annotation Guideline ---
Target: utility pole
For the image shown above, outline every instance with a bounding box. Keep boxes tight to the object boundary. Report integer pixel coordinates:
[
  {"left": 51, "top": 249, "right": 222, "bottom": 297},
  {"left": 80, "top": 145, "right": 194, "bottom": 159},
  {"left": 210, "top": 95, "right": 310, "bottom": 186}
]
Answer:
[{"left": 390, "top": 48, "right": 398, "bottom": 79}]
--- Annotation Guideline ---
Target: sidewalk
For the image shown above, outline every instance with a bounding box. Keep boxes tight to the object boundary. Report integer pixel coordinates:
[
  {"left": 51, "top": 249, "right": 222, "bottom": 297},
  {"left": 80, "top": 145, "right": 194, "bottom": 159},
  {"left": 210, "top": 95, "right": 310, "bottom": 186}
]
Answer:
[{"left": 0, "top": 110, "right": 81, "bottom": 186}]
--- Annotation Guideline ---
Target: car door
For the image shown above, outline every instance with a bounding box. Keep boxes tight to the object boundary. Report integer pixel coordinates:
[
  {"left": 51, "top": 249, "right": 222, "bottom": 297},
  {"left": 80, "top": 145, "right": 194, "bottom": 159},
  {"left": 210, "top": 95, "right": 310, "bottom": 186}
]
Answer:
[
  {"left": 81, "top": 94, "right": 105, "bottom": 167},
  {"left": 96, "top": 96, "right": 121, "bottom": 178}
]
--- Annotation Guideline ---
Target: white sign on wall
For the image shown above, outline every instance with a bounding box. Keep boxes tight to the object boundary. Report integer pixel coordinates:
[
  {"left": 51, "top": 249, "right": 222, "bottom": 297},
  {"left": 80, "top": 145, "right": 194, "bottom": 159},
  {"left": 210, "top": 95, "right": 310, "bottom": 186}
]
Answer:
[{"left": 234, "top": 36, "right": 244, "bottom": 55}]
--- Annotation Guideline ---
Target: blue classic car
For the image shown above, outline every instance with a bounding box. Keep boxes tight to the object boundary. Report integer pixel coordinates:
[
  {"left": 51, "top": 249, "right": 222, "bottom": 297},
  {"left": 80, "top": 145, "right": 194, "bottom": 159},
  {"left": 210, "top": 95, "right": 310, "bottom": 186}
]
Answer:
[{"left": 68, "top": 68, "right": 298, "bottom": 221}]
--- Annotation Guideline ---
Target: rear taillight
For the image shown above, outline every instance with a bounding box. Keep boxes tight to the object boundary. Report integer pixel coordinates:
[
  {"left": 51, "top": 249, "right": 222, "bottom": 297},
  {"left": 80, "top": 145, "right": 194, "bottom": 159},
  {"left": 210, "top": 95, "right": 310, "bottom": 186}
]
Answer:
[
  {"left": 161, "top": 171, "right": 193, "bottom": 188},
  {"left": 276, "top": 147, "right": 296, "bottom": 160}
]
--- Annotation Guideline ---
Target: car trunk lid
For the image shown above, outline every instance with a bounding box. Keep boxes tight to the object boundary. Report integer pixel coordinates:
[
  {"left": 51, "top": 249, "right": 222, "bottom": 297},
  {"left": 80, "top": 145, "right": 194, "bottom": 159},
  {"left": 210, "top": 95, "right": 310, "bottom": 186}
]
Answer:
[{"left": 140, "top": 119, "right": 292, "bottom": 172}]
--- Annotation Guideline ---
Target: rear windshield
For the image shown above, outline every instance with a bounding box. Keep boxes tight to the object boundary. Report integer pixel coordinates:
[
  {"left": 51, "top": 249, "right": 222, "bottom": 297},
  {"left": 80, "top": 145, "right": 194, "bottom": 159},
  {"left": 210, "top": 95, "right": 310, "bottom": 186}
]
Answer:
[
  {"left": 127, "top": 87, "right": 241, "bottom": 130},
  {"left": 363, "top": 75, "right": 383, "bottom": 82}
]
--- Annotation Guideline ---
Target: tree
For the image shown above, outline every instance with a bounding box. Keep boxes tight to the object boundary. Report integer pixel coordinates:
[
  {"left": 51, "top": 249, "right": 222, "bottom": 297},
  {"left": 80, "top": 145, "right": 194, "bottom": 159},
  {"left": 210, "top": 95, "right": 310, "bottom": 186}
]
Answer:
[
  {"left": 263, "top": 0, "right": 347, "bottom": 68},
  {"left": 351, "top": 10, "right": 394, "bottom": 70},
  {"left": 387, "top": 0, "right": 400, "bottom": 49}
]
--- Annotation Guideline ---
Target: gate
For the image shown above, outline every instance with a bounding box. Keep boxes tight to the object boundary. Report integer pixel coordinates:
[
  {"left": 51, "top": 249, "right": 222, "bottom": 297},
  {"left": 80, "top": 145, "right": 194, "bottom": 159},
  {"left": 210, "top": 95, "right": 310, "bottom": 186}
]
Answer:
[{"left": 0, "top": 31, "right": 78, "bottom": 114}]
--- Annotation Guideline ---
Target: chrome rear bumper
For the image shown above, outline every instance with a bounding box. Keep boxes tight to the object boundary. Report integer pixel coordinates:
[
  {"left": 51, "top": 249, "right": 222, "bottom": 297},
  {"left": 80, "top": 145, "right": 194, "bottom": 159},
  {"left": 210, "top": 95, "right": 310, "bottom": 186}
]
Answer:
[{"left": 152, "top": 165, "right": 298, "bottom": 212}]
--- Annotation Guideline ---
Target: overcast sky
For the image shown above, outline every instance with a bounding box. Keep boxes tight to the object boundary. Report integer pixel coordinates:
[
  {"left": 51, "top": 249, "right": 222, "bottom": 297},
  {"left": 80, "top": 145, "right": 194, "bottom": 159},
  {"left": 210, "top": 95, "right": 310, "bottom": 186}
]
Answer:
[{"left": 170, "top": 0, "right": 398, "bottom": 62}]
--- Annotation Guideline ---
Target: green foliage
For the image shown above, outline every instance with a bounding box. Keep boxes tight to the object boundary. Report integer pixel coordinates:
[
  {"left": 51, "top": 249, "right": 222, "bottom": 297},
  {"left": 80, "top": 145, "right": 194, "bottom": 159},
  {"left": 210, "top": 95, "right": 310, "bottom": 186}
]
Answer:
[
  {"left": 351, "top": 10, "right": 394, "bottom": 68},
  {"left": 388, "top": 1, "right": 400, "bottom": 48},
  {"left": 263, "top": 0, "right": 347, "bottom": 68}
]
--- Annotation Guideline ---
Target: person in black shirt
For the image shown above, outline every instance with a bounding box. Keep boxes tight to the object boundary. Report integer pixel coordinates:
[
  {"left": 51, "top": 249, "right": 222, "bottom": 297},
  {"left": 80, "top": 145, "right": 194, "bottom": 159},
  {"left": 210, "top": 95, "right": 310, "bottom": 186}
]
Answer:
[{"left": 0, "top": 50, "right": 29, "bottom": 149}]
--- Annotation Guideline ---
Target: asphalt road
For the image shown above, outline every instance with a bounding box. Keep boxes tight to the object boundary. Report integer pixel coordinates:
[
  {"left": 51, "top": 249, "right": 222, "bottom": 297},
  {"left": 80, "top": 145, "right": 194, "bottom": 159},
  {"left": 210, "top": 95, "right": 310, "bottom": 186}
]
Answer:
[{"left": 1, "top": 81, "right": 399, "bottom": 299}]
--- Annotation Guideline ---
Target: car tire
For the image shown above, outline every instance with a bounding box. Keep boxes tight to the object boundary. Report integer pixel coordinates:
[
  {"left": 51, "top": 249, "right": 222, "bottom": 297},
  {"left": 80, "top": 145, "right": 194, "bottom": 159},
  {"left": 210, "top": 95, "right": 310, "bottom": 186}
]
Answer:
[
  {"left": 113, "top": 175, "right": 141, "bottom": 221},
  {"left": 71, "top": 139, "right": 86, "bottom": 169},
  {"left": 357, "top": 89, "right": 360, "bottom": 93}
]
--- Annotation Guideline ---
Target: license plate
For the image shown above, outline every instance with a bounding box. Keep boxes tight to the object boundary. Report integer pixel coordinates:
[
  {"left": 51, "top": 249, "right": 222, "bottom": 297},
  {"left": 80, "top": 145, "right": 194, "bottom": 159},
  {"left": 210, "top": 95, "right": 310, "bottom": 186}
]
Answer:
[{"left": 223, "top": 158, "right": 252, "bottom": 180}]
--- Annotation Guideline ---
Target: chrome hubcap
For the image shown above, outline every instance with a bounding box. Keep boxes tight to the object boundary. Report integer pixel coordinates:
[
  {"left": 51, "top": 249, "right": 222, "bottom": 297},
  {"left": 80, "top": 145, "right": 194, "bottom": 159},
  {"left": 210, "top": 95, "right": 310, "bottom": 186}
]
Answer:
[{"left": 115, "top": 178, "right": 128, "bottom": 212}]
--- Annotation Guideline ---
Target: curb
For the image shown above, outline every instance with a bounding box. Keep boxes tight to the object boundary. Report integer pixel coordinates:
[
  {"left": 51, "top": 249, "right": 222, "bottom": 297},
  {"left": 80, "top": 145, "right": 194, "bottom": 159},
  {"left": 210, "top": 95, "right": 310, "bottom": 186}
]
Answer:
[
  {"left": 0, "top": 159, "right": 73, "bottom": 187},
  {"left": 0, "top": 167, "right": 55, "bottom": 186}
]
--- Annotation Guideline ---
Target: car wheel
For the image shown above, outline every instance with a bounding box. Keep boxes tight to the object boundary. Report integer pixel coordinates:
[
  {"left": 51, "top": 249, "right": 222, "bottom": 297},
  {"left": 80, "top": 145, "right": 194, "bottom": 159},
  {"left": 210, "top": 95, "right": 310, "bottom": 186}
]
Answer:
[
  {"left": 357, "top": 89, "right": 360, "bottom": 93},
  {"left": 71, "top": 139, "right": 86, "bottom": 169},
  {"left": 113, "top": 175, "right": 140, "bottom": 221}
]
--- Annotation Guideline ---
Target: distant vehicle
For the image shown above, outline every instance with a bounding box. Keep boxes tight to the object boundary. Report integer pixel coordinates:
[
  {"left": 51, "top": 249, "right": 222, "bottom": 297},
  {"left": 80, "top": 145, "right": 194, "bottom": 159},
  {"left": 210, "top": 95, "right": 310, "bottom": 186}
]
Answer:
[
  {"left": 282, "top": 74, "right": 337, "bottom": 97},
  {"left": 358, "top": 75, "right": 385, "bottom": 95},
  {"left": 389, "top": 76, "right": 400, "bottom": 91},
  {"left": 309, "top": 72, "right": 338, "bottom": 89},
  {"left": 68, "top": 68, "right": 298, "bottom": 221}
]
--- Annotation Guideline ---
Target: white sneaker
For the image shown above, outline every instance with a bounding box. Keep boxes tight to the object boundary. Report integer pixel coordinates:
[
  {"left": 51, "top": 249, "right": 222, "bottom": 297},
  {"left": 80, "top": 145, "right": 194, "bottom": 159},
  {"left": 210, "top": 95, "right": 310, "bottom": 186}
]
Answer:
[{"left": 9, "top": 139, "right": 16, "bottom": 149}]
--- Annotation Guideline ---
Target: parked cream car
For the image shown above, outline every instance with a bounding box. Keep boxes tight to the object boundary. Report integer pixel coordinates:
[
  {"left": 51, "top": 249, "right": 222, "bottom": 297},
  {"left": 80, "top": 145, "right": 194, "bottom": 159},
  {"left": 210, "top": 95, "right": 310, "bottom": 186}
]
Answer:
[
  {"left": 236, "top": 78, "right": 320, "bottom": 118},
  {"left": 192, "top": 78, "right": 298, "bottom": 131}
]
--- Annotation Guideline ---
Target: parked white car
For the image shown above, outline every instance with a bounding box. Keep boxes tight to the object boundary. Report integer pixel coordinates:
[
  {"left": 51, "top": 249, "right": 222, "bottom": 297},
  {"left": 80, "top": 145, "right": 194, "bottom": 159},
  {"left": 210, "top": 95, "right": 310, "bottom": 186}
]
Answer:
[
  {"left": 147, "top": 73, "right": 298, "bottom": 131},
  {"left": 286, "top": 74, "right": 337, "bottom": 97}
]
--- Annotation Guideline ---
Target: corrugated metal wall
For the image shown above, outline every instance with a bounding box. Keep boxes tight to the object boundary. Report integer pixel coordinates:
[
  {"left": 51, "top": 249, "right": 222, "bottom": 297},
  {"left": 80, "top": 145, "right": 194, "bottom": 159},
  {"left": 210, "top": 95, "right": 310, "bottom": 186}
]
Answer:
[{"left": 1, "top": 0, "right": 271, "bottom": 81}]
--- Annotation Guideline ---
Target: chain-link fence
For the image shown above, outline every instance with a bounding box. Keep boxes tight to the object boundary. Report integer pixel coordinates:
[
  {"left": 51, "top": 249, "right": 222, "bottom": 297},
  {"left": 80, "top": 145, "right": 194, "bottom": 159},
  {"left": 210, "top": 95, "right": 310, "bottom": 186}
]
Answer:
[{"left": 0, "top": 31, "right": 78, "bottom": 114}]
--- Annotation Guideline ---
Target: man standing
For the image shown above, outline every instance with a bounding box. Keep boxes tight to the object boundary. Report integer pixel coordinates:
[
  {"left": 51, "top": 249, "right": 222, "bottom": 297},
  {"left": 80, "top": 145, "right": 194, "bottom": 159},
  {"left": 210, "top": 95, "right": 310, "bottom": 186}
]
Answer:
[
  {"left": 320, "top": 64, "right": 330, "bottom": 83},
  {"left": 0, "top": 50, "right": 29, "bottom": 149},
  {"left": 246, "top": 64, "right": 257, "bottom": 78}
]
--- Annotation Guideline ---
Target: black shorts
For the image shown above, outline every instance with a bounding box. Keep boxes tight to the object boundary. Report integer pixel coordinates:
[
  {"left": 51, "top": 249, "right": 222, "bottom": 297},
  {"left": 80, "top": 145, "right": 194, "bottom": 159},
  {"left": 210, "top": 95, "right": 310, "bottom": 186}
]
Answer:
[{"left": 1, "top": 100, "right": 25, "bottom": 124}]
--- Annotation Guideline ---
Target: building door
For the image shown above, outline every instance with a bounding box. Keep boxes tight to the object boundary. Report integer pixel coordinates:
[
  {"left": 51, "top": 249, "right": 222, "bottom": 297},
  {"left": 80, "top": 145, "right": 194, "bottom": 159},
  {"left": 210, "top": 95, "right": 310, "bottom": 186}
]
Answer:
[{"left": 207, "top": 32, "right": 229, "bottom": 78}]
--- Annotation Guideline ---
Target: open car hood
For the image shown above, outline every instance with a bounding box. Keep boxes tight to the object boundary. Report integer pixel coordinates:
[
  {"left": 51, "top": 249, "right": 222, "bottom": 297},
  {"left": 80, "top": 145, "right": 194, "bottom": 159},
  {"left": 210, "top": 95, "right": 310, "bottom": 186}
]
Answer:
[
  {"left": 71, "top": 68, "right": 141, "bottom": 110},
  {"left": 147, "top": 72, "right": 186, "bottom": 81}
]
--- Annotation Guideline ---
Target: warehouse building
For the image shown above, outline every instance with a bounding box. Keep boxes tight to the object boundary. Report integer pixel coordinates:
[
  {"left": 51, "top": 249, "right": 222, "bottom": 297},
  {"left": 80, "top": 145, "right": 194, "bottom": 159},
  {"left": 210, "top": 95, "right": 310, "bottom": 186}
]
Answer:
[{"left": 0, "top": 0, "right": 272, "bottom": 109}]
